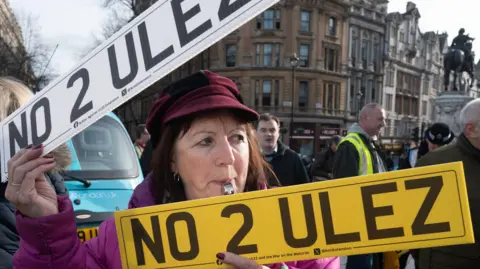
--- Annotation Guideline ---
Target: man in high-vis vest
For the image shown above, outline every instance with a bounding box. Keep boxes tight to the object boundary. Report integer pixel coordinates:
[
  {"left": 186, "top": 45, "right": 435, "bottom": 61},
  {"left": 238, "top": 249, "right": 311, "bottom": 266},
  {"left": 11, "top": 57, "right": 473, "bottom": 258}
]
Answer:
[{"left": 333, "top": 103, "right": 388, "bottom": 269}]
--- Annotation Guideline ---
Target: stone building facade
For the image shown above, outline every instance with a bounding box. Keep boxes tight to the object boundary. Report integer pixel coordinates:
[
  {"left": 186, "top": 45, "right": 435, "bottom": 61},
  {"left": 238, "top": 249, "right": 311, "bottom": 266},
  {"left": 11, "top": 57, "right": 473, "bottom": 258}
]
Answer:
[
  {"left": 0, "top": 0, "right": 32, "bottom": 84},
  {"left": 120, "top": 0, "right": 351, "bottom": 159},
  {"left": 382, "top": 2, "right": 448, "bottom": 146},
  {"left": 345, "top": 0, "right": 388, "bottom": 124},
  {"left": 208, "top": 0, "right": 350, "bottom": 158}
]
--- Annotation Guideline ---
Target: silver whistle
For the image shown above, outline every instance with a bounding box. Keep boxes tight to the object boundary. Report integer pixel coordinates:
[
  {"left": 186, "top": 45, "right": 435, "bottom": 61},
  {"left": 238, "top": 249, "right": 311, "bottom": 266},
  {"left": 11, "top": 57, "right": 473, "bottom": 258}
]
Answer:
[{"left": 223, "top": 183, "right": 234, "bottom": 195}]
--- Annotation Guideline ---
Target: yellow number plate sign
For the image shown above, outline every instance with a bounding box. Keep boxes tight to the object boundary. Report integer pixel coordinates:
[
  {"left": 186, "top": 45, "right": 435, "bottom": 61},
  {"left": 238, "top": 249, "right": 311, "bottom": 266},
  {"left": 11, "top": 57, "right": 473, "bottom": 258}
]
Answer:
[{"left": 114, "top": 162, "right": 473, "bottom": 269}]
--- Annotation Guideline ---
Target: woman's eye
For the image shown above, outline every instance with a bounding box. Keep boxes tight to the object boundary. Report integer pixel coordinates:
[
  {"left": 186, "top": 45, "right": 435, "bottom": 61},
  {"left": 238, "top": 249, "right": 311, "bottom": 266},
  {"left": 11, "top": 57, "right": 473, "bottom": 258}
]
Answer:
[
  {"left": 199, "top": 137, "right": 213, "bottom": 146},
  {"left": 231, "top": 134, "right": 245, "bottom": 143}
]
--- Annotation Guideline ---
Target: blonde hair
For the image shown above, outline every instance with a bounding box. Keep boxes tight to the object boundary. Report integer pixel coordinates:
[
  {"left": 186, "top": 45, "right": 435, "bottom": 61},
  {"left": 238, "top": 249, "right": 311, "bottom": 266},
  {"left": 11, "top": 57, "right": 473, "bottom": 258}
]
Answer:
[
  {"left": 0, "top": 77, "right": 34, "bottom": 121},
  {"left": 0, "top": 77, "right": 72, "bottom": 170}
]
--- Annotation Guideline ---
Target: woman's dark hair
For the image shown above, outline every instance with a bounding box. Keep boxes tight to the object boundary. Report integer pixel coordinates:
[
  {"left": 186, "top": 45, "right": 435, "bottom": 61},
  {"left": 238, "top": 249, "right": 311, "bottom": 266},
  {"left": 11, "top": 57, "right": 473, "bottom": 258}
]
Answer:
[{"left": 150, "top": 110, "right": 279, "bottom": 204}]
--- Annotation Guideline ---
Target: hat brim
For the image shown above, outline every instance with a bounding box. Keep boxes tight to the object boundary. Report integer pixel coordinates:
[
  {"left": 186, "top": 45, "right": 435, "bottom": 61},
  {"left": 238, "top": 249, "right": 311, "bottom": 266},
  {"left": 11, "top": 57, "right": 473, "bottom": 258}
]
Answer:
[
  {"left": 164, "top": 94, "right": 259, "bottom": 125},
  {"left": 426, "top": 131, "right": 455, "bottom": 145}
]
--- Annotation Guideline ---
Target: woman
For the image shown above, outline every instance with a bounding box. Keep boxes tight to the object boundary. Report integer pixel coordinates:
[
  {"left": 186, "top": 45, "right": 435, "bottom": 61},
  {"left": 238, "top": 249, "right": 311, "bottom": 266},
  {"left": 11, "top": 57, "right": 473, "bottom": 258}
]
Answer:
[
  {"left": 0, "top": 77, "right": 71, "bottom": 269},
  {"left": 5, "top": 71, "right": 339, "bottom": 268}
]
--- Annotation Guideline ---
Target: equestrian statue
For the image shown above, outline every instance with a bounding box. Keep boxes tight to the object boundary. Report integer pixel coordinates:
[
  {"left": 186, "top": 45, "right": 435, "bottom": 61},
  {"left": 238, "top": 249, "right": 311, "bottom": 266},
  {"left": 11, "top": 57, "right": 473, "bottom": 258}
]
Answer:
[{"left": 443, "top": 28, "right": 475, "bottom": 92}]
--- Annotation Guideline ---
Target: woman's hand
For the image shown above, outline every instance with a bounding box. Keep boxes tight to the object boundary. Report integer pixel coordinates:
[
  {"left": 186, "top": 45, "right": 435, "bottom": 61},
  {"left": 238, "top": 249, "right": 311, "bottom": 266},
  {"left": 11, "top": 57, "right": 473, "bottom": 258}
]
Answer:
[
  {"left": 216, "top": 252, "right": 269, "bottom": 269},
  {"left": 5, "top": 144, "right": 59, "bottom": 218}
]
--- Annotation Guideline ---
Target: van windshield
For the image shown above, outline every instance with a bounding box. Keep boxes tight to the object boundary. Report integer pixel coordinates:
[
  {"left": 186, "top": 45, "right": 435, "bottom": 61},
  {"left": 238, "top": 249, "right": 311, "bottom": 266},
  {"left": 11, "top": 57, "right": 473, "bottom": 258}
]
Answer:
[{"left": 65, "top": 116, "right": 139, "bottom": 180}]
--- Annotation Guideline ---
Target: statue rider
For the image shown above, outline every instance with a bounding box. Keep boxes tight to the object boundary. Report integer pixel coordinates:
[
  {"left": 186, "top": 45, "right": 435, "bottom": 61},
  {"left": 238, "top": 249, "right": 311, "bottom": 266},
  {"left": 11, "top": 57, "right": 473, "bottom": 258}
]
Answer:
[{"left": 451, "top": 28, "right": 475, "bottom": 70}]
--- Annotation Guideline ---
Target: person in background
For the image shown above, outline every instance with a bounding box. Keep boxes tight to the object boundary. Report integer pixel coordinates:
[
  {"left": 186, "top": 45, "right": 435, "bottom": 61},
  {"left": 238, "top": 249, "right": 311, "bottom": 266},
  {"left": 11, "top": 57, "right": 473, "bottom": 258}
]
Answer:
[
  {"left": 6, "top": 71, "right": 339, "bottom": 269},
  {"left": 0, "top": 77, "right": 71, "bottom": 269},
  {"left": 424, "top": 122, "right": 455, "bottom": 152},
  {"left": 310, "top": 135, "right": 342, "bottom": 181},
  {"left": 411, "top": 99, "right": 480, "bottom": 269},
  {"left": 332, "top": 103, "right": 388, "bottom": 269},
  {"left": 398, "top": 140, "right": 419, "bottom": 169},
  {"left": 133, "top": 124, "right": 150, "bottom": 158},
  {"left": 256, "top": 113, "right": 310, "bottom": 186},
  {"left": 139, "top": 139, "right": 154, "bottom": 177}
]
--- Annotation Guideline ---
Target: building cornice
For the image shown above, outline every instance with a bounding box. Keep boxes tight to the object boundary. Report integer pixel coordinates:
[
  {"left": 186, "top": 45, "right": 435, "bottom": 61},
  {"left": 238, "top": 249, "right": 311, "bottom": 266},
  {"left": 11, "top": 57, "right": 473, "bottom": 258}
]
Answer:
[
  {"left": 210, "top": 66, "right": 351, "bottom": 78},
  {"left": 385, "top": 57, "right": 444, "bottom": 75}
]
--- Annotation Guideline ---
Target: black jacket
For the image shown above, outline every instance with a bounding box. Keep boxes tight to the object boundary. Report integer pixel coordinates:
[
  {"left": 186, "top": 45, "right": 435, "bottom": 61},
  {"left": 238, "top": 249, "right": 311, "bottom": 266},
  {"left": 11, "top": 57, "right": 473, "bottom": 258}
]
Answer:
[
  {"left": 265, "top": 141, "right": 310, "bottom": 186},
  {"left": 414, "top": 134, "right": 480, "bottom": 268},
  {"left": 310, "top": 148, "right": 335, "bottom": 180},
  {"left": 139, "top": 139, "right": 154, "bottom": 177},
  {"left": 333, "top": 131, "right": 387, "bottom": 179},
  {"left": 0, "top": 186, "right": 17, "bottom": 269}
]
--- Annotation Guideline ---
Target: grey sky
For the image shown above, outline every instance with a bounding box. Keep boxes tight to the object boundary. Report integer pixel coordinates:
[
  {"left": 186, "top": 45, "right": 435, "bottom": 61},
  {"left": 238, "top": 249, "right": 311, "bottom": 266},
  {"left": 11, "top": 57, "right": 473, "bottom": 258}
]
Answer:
[{"left": 8, "top": 0, "right": 479, "bottom": 77}]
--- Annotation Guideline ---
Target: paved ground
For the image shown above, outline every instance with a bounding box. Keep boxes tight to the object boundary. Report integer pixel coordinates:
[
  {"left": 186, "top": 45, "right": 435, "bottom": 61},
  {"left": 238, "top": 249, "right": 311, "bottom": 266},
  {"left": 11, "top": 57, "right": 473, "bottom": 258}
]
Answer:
[{"left": 339, "top": 255, "right": 416, "bottom": 269}]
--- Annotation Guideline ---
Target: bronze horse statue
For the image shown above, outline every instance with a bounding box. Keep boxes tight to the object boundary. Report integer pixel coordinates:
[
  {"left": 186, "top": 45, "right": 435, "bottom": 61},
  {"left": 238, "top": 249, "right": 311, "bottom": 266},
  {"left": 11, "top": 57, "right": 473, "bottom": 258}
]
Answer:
[{"left": 443, "top": 39, "right": 475, "bottom": 92}]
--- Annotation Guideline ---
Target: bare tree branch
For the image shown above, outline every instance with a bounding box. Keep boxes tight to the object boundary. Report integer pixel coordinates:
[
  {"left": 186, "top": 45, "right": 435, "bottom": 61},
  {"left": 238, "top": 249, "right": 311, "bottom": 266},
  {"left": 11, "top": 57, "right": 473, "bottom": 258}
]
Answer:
[
  {"left": 14, "top": 11, "right": 59, "bottom": 90},
  {"left": 101, "top": 0, "right": 138, "bottom": 16},
  {"left": 78, "top": 2, "right": 134, "bottom": 59}
]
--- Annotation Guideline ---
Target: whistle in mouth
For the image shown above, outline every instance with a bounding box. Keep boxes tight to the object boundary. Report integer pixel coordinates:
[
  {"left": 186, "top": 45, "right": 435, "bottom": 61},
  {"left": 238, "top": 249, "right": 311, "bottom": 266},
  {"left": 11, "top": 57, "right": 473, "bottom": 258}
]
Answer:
[{"left": 223, "top": 183, "right": 234, "bottom": 195}]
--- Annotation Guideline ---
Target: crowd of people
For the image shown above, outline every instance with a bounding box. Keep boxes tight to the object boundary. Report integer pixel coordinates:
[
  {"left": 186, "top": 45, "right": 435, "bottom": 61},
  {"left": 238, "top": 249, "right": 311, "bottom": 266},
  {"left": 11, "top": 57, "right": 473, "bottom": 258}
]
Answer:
[{"left": 0, "top": 70, "right": 479, "bottom": 269}]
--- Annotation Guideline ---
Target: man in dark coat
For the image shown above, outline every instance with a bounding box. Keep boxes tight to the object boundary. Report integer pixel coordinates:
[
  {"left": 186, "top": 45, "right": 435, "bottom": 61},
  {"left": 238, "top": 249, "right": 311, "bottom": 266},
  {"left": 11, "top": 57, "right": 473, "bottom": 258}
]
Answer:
[
  {"left": 310, "top": 135, "right": 342, "bottom": 181},
  {"left": 332, "top": 103, "right": 388, "bottom": 269},
  {"left": 413, "top": 99, "right": 480, "bottom": 268},
  {"left": 256, "top": 113, "right": 309, "bottom": 186}
]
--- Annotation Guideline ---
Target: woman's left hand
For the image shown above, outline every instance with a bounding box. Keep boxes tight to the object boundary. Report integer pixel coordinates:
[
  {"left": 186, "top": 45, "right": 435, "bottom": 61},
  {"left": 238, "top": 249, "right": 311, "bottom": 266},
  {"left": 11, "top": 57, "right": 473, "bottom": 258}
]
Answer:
[{"left": 217, "top": 252, "right": 269, "bottom": 269}]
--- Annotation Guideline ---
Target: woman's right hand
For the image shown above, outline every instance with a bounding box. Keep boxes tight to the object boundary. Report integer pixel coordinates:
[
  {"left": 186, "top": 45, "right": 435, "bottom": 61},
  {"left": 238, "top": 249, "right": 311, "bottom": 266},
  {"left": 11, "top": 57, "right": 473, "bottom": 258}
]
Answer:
[{"left": 5, "top": 144, "right": 59, "bottom": 218}]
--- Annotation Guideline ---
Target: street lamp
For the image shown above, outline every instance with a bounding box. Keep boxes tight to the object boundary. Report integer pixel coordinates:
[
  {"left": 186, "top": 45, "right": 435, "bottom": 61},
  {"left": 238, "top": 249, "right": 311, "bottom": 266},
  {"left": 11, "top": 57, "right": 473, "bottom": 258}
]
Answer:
[{"left": 290, "top": 53, "right": 299, "bottom": 139}]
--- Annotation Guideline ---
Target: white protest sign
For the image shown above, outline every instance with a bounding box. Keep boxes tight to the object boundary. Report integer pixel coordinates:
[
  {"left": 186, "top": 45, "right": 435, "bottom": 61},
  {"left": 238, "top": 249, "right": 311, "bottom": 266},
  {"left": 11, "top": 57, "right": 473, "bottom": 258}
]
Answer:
[{"left": 0, "top": 0, "right": 280, "bottom": 182}]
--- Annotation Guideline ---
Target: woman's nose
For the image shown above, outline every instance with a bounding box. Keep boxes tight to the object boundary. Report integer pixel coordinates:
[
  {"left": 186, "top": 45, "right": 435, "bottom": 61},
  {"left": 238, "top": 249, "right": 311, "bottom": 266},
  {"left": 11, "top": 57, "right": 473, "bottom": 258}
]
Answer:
[{"left": 215, "top": 137, "right": 235, "bottom": 166}]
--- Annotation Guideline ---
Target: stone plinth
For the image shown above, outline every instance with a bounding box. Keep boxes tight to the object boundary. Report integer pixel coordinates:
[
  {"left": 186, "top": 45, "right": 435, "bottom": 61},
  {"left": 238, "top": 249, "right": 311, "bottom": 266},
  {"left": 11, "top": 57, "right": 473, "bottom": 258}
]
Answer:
[{"left": 434, "top": 92, "right": 474, "bottom": 136}]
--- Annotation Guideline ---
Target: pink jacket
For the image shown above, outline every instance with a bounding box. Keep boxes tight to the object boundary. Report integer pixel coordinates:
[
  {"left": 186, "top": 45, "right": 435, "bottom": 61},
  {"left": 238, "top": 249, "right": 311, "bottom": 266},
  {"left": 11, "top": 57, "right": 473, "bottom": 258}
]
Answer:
[{"left": 13, "top": 175, "right": 339, "bottom": 269}]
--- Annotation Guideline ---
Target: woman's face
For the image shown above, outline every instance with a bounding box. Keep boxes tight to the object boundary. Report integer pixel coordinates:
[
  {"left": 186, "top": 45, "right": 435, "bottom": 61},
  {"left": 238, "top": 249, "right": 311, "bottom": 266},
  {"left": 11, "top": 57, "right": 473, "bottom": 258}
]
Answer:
[{"left": 171, "top": 113, "right": 249, "bottom": 200}]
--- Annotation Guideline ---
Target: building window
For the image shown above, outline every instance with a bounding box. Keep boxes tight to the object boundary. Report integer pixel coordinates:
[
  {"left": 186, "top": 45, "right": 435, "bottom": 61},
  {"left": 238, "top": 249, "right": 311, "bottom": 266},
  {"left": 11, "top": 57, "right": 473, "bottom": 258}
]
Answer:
[
  {"left": 351, "top": 38, "right": 357, "bottom": 67},
  {"left": 385, "top": 93, "right": 393, "bottom": 111},
  {"left": 299, "top": 44, "right": 309, "bottom": 67},
  {"left": 324, "top": 47, "right": 338, "bottom": 71},
  {"left": 400, "top": 31, "right": 404, "bottom": 42},
  {"left": 274, "top": 80, "right": 280, "bottom": 106},
  {"left": 257, "top": 9, "right": 281, "bottom": 30},
  {"left": 300, "top": 11, "right": 311, "bottom": 32},
  {"left": 323, "top": 82, "right": 340, "bottom": 110},
  {"left": 275, "top": 44, "right": 280, "bottom": 66},
  {"left": 373, "top": 43, "right": 380, "bottom": 71},
  {"left": 328, "top": 17, "right": 336, "bottom": 36},
  {"left": 262, "top": 80, "right": 272, "bottom": 106},
  {"left": 361, "top": 40, "right": 368, "bottom": 69},
  {"left": 226, "top": 44, "right": 236, "bottom": 67},
  {"left": 299, "top": 81, "right": 308, "bottom": 108},
  {"left": 422, "top": 100, "right": 427, "bottom": 116},
  {"left": 263, "top": 44, "right": 273, "bottom": 66},
  {"left": 395, "top": 94, "right": 402, "bottom": 114},
  {"left": 412, "top": 98, "right": 418, "bottom": 116},
  {"left": 262, "top": 10, "right": 274, "bottom": 29},
  {"left": 255, "top": 43, "right": 280, "bottom": 66}
]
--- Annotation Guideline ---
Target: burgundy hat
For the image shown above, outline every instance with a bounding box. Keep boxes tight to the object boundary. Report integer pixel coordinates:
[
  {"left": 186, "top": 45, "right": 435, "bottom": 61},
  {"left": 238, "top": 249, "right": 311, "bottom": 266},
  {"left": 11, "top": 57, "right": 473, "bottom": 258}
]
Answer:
[{"left": 146, "top": 70, "right": 259, "bottom": 148}]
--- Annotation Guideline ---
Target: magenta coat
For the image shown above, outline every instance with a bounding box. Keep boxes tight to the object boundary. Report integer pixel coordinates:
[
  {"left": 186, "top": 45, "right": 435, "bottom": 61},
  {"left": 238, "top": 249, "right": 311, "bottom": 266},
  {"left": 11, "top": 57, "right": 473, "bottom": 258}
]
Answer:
[{"left": 13, "top": 175, "right": 340, "bottom": 269}]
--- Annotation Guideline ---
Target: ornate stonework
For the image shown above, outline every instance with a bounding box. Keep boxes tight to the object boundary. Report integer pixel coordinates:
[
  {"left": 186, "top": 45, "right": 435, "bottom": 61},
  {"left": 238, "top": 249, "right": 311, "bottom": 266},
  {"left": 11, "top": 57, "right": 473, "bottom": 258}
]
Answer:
[{"left": 434, "top": 92, "right": 474, "bottom": 136}]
